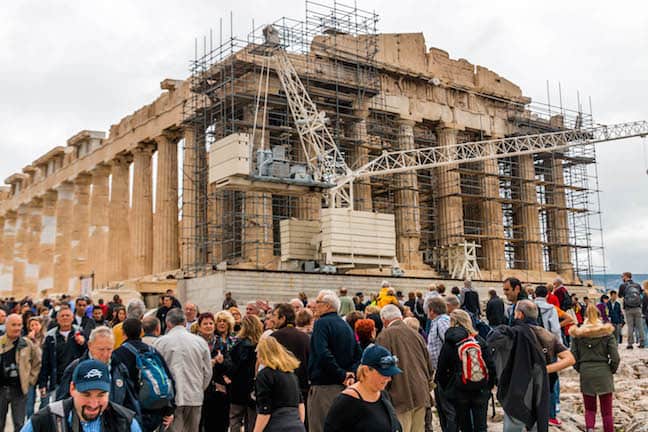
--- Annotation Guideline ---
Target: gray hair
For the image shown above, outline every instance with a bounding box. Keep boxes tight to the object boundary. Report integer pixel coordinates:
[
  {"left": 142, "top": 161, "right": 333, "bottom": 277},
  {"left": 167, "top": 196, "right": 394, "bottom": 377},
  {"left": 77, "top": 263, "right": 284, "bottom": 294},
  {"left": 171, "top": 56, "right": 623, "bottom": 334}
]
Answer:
[
  {"left": 446, "top": 295, "right": 460, "bottom": 308},
  {"left": 318, "top": 289, "right": 340, "bottom": 312},
  {"left": 517, "top": 300, "right": 538, "bottom": 320},
  {"left": 428, "top": 296, "right": 447, "bottom": 315},
  {"left": 463, "top": 279, "right": 472, "bottom": 289},
  {"left": 553, "top": 277, "right": 564, "bottom": 285},
  {"left": 89, "top": 326, "right": 114, "bottom": 344},
  {"left": 142, "top": 316, "right": 160, "bottom": 334},
  {"left": 380, "top": 304, "right": 403, "bottom": 322},
  {"left": 165, "top": 308, "right": 186, "bottom": 327},
  {"left": 126, "top": 299, "right": 146, "bottom": 320},
  {"left": 381, "top": 280, "right": 391, "bottom": 288}
]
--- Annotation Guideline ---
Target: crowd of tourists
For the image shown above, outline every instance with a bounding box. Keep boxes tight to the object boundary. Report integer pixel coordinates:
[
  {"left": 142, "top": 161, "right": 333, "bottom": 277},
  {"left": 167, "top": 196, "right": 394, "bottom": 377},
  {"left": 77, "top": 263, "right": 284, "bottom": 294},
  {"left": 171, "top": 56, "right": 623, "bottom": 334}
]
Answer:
[{"left": 0, "top": 271, "right": 645, "bottom": 432}]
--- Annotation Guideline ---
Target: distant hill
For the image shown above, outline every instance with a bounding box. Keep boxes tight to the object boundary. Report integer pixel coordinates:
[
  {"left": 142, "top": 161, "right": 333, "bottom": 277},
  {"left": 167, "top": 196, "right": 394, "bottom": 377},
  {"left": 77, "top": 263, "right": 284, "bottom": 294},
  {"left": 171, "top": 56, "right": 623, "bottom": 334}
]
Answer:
[{"left": 587, "top": 274, "right": 648, "bottom": 291}]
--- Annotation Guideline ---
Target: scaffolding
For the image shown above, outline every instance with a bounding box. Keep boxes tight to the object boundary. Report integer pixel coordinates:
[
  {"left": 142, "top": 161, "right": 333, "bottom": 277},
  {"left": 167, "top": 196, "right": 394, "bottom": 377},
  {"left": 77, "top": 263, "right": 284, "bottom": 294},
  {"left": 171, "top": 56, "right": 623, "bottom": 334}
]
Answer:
[{"left": 182, "top": 0, "right": 606, "bottom": 283}]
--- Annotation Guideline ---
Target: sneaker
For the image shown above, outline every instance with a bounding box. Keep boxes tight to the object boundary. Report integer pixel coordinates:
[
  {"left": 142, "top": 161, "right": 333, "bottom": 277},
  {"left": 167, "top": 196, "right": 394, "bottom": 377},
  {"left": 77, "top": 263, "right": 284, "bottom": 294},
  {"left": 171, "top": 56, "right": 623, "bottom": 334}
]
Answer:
[
  {"left": 627, "top": 345, "right": 634, "bottom": 349},
  {"left": 549, "top": 418, "right": 562, "bottom": 426}
]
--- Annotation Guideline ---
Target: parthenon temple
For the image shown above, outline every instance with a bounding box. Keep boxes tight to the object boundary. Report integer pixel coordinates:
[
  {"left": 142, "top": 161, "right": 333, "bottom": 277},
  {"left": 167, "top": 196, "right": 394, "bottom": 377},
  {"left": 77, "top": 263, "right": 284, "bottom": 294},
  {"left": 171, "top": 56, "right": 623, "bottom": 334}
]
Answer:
[{"left": 0, "top": 3, "right": 604, "bottom": 298}]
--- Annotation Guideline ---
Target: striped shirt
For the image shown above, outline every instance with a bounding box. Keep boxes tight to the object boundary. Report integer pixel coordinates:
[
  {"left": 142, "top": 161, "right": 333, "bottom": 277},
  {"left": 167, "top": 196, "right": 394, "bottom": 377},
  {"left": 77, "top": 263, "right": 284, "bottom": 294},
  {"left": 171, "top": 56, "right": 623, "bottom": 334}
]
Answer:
[{"left": 427, "top": 314, "right": 450, "bottom": 368}]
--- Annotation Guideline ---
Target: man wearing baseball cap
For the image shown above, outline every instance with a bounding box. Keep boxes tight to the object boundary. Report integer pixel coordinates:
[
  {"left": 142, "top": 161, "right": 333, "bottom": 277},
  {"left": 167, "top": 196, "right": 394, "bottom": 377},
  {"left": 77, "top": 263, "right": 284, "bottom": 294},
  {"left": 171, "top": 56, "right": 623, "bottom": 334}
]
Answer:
[{"left": 21, "top": 359, "right": 141, "bottom": 432}]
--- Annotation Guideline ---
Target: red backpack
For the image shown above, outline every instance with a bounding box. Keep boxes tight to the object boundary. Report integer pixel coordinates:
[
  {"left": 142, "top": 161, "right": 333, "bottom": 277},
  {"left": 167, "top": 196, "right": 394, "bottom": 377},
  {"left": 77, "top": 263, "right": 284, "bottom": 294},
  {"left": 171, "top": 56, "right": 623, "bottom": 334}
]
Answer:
[{"left": 456, "top": 336, "right": 489, "bottom": 390}]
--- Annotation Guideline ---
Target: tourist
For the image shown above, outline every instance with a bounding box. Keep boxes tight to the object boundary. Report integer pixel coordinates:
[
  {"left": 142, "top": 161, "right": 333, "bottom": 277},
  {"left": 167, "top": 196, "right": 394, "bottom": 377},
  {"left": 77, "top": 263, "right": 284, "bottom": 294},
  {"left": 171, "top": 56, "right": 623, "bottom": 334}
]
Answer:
[
  {"left": 222, "top": 291, "right": 238, "bottom": 310},
  {"left": 199, "top": 311, "right": 235, "bottom": 432},
  {"left": 324, "top": 344, "right": 402, "bottom": 432},
  {"left": 307, "top": 289, "right": 361, "bottom": 432},
  {"left": 446, "top": 295, "right": 460, "bottom": 314},
  {"left": 353, "top": 292, "right": 367, "bottom": 312},
  {"left": 485, "top": 289, "right": 505, "bottom": 326},
  {"left": 364, "top": 305, "right": 383, "bottom": 334},
  {"left": 154, "top": 308, "right": 212, "bottom": 432},
  {"left": 435, "top": 309, "right": 495, "bottom": 432},
  {"left": 22, "top": 360, "right": 142, "bottom": 432},
  {"left": 619, "top": 271, "right": 645, "bottom": 348},
  {"left": 111, "top": 305, "right": 126, "bottom": 327},
  {"left": 141, "top": 316, "right": 161, "bottom": 345},
  {"left": 112, "top": 318, "right": 174, "bottom": 432},
  {"left": 642, "top": 281, "right": 648, "bottom": 348},
  {"left": 488, "top": 300, "right": 550, "bottom": 431},
  {"left": 502, "top": 277, "right": 528, "bottom": 324},
  {"left": 354, "top": 318, "right": 375, "bottom": 351},
  {"left": 375, "top": 305, "right": 432, "bottom": 431},
  {"left": 37, "top": 306, "right": 86, "bottom": 407},
  {"left": 229, "top": 315, "right": 263, "bottom": 432},
  {"left": 107, "top": 294, "right": 123, "bottom": 322},
  {"left": 344, "top": 311, "right": 363, "bottom": 334},
  {"left": 552, "top": 277, "right": 570, "bottom": 310},
  {"left": 272, "top": 304, "right": 310, "bottom": 402},
  {"left": 570, "top": 304, "right": 620, "bottom": 432},
  {"left": 254, "top": 336, "right": 306, "bottom": 431},
  {"left": 338, "top": 287, "right": 355, "bottom": 317},
  {"left": 245, "top": 301, "right": 261, "bottom": 317},
  {"left": 597, "top": 295, "right": 611, "bottom": 323},
  {"left": 155, "top": 296, "right": 174, "bottom": 334},
  {"left": 0, "top": 314, "right": 41, "bottom": 432},
  {"left": 296, "top": 309, "right": 314, "bottom": 335},
  {"left": 25, "top": 316, "right": 45, "bottom": 419},
  {"left": 460, "top": 279, "right": 481, "bottom": 317},
  {"left": 113, "top": 299, "right": 146, "bottom": 349},
  {"left": 607, "top": 290, "right": 625, "bottom": 344},
  {"left": 73, "top": 297, "right": 96, "bottom": 336},
  {"left": 184, "top": 302, "right": 199, "bottom": 330},
  {"left": 92, "top": 306, "right": 109, "bottom": 327},
  {"left": 534, "top": 284, "right": 562, "bottom": 340}
]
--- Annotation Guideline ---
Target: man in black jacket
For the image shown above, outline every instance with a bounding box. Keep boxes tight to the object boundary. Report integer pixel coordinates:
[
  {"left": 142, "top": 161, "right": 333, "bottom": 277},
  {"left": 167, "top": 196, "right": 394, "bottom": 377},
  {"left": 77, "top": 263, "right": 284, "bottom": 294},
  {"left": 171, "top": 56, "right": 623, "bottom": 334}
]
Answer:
[
  {"left": 486, "top": 289, "right": 506, "bottom": 326},
  {"left": 271, "top": 303, "right": 310, "bottom": 401},
  {"left": 307, "top": 289, "right": 361, "bottom": 432},
  {"left": 23, "top": 359, "right": 141, "bottom": 432},
  {"left": 73, "top": 297, "right": 96, "bottom": 337}
]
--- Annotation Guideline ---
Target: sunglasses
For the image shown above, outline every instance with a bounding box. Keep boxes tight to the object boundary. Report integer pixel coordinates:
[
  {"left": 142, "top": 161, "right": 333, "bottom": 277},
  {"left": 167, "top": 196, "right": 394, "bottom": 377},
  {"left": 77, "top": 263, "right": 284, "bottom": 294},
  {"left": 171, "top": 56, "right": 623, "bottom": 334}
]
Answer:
[{"left": 379, "top": 355, "right": 399, "bottom": 368}]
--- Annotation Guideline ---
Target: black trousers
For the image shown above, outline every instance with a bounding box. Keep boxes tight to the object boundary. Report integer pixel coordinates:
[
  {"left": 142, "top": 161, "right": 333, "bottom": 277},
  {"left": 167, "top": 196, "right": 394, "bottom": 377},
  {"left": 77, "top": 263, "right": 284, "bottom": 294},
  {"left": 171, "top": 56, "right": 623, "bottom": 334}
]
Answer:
[
  {"left": 201, "top": 391, "right": 230, "bottom": 432},
  {"left": 434, "top": 386, "right": 458, "bottom": 432},
  {"left": 454, "top": 397, "right": 488, "bottom": 432}
]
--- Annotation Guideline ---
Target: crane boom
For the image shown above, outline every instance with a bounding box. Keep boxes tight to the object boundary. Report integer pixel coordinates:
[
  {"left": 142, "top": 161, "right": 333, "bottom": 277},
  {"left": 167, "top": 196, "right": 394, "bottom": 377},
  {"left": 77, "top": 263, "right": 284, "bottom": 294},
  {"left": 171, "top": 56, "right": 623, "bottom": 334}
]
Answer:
[{"left": 332, "top": 120, "right": 648, "bottom": 194}]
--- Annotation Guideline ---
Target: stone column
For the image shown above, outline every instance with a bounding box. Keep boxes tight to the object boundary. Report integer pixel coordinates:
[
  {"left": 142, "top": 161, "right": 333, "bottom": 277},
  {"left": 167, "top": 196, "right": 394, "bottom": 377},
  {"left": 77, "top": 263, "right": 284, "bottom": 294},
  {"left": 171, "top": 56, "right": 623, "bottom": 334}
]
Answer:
[
  {"left": 12, "top": 205, "right": 30, "bottom": 297},
  {"left": 435, "top": 125, "right": 464, "bottom": 247},
  {"left": 108, "top": 155, "right": 131, "bottom": 282},
  {"left": 0, "top": 216, "right": 4, "bottom": 290},
  {"left": 547, "top": 157, "right": 574, "bottom": 280},
  {"left": 394, "top": 120, "right": 424, "bottom": 268},
  {"left": 130, "top": 144, "right": 154, "bottom": 278},
  {"left": 345, "top": 111, "right": 373, "bottom": 211},
  {"left": 53, "top": 182, "right": 74, "bottom": 293},
  {"left": 38, "top": 191, "right": 57, "bottom": 293},
  {"left": 88, "top": 165, "right": 111, "bottom": 286},
  {"left": 0, "top": 213, "right": 16, "bottom": 292},
  {"left": 516, "top": 154, "right": 543, "bottom": 271},
  {"left": 25, "top": 199, "right": 43, "bottom": 296},
  {"left": 70, "top": 174, "right": 92, "bottom": 293},
  {"left": 153, "top": 134, "right": 179, "bottom": 273},
  {"left": 481, "top": 142, "right": 505, "bottom": 271},
  {"left": 181, "top": 126, "right": 202, "bottom": 270}
]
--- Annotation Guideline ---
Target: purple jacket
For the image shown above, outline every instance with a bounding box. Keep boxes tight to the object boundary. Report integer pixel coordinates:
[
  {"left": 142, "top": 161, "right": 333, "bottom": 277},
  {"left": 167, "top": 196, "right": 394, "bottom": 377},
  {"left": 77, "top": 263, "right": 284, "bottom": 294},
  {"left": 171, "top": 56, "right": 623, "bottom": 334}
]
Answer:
[{"left": 596, "top": 302, "right": 610, "bottom": 323}]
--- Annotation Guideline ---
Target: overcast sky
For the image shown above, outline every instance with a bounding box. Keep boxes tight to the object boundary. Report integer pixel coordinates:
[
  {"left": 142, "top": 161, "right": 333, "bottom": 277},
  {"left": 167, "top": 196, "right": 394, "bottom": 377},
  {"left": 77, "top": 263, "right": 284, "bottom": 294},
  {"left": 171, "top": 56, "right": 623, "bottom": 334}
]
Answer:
[{"left": 1, "top": 0, "right": 646, "bottom": 274}]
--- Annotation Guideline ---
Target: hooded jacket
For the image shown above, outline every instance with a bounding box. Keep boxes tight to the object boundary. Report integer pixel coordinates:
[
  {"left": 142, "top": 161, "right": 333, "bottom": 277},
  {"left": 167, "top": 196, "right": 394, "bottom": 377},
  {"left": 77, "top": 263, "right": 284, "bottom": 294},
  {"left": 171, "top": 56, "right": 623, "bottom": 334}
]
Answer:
[
  {"left": 534, "top": 298, "right": 562, "bottom": 341},
  {"left": 569, "top": 322, "right": 619, "bottom": 396},
  {"left": 487, "top": 321, "right": 550, "bottom": 432}
]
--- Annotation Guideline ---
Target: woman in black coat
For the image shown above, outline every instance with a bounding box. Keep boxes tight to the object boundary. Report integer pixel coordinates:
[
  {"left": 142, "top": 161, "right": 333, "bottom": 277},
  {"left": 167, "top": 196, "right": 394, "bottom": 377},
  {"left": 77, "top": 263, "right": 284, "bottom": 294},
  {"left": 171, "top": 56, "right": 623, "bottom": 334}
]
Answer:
[{"left": 435, "top": 309, "right": 496, "bottom": 432}]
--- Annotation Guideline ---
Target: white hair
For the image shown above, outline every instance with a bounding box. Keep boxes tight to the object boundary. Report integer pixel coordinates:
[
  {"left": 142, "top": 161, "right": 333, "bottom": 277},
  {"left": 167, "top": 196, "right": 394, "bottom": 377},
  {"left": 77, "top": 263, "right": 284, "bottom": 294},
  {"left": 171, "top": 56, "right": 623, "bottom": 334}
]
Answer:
[
  {"left": 463, "top": 279, "right": 472, "bottom": 289},
  {"left": 553, "top": 277, "right": 564, "bottom": 285},
  {"left": 381, "top": 280, "right": 391, "bottom": 288},
  {"left": 126, "top": 299, "right": 146, "bottom": 320},
  {"left": 380, "top": 304, "right": 403, "bottom": 322},
  {"left": 318, "top": 289, "right": 340, "bottom": 312},
  {"left": 89, "top": 326, "right": 114, "bottom": 344},
  {"left": 290, "top": 298, "right": 303, "bottom": 307}
]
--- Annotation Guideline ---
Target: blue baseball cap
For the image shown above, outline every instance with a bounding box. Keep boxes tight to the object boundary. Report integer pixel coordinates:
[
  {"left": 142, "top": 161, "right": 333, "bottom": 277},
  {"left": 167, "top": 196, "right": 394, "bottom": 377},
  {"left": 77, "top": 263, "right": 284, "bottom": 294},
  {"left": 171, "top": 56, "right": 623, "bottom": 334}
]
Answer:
[
  {"left": 72, "top": 360, "right": 111, "bottom": 393},
  {"left": 361, "top": 344, "right": 402, "bottom": 377}
]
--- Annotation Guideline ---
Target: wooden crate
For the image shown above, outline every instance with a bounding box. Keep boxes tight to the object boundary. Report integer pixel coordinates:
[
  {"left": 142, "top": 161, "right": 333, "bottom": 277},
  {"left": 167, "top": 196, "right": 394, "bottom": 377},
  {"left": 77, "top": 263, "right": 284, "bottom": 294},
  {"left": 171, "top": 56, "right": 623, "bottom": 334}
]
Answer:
[
  {"left": 320, "top": 209, "right": 396, "bottom": 265},
  {"left": 208, "top": 133, "right": 251, "bottom": 184},
  {"left": 280, "top": 219, "right": 320, "bottom": 261}
]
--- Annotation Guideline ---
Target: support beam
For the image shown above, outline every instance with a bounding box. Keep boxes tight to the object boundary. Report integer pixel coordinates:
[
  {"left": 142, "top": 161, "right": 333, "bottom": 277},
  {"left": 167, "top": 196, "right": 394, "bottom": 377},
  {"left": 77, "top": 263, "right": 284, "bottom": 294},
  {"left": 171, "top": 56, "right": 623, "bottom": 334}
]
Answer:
[
  {"left": 70, "top": 174, "right": 92, "bottom": 292},
  {"left": 153, "top": 134, "right": 179, "bottom": 273},
  {"left": 88, "top": 165, "right": 111, "bottom": 287},
  {"left": 130, "top": 144, "right": 154, "bottom": 278},
  {"left": 108, "top": 155, "right": 131, "bottom": 282},
  {"left": 53, "top": 182, "right": 74, "bottom": 293},
  {"left": 435, "top": 125, "right": 464, "bottom": 247},
  {"left": 394, "top": 120, "right": 424, "bottom": 268},
  {"left": 38, "top": 191, "right": 57, "bottom": 294}
]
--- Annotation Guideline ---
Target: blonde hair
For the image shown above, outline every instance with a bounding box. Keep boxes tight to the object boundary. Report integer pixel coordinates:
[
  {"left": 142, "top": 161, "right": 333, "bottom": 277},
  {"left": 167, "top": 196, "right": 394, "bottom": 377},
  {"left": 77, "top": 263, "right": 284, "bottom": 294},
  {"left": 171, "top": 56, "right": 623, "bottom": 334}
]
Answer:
[
  {"left": 237, "top": 315, "right": 263, "bottom": 345},
  {"left": 403, "top": 317, "right": 420, "bottom": 332},
  {"left": 449, "top": 309, "right": 477, "bottom": 336},
  {"left": 256, "top": 336, "right": 300, "bottom": 372},
  {"left": 365, "top": 305, "right": 380, "bottom": 315},
  {"left": 214, "top": 310, "right": 235, "bottom": 335},
  {"left": 356, "top": 364, "right": 371, "bottom": 382},
  {"left": 584, "top": 304, "right": 601, "bottom": 326}
]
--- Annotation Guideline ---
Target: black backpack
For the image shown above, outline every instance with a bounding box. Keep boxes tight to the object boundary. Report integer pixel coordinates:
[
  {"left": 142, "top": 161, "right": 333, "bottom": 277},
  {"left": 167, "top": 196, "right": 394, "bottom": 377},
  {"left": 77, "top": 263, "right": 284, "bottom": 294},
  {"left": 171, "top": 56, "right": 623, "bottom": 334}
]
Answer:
[
  {"left": 560, "top": 291, "right": 573, "bottom": 311},
  {"left": 623, "top": 282, "right": 643, "bottom": 308}
]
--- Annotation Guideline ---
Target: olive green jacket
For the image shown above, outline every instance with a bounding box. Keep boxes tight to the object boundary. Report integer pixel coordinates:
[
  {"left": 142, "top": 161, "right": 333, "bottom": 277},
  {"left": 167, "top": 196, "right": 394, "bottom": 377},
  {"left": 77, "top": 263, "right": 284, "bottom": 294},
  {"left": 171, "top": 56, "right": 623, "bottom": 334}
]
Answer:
[
  {"left": 0, "top": 334, "right": 42, "bottom": 395},
  {"left": 569, "top": 322, "right": 619, "bottom": 395}
]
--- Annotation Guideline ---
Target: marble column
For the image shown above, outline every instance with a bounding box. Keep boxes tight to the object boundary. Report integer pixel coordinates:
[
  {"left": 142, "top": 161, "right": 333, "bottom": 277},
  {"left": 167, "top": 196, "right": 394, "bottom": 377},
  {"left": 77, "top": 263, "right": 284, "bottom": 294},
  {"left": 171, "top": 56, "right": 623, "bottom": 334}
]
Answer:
[
  {"left": 25, "top": 199, "right": 43, "bottom": 296},
  {"left": 0, "top": 216, "right": 4, "bottom": 290},
  {"left": 435, "top": 125, "right": 464, "bottom": 247},
  {"left": 0, "top": 213, "right": 16, "bottom": 292},
  {"left": 394, "top": 120, "right": 424, "bottom": 268},
  {"left": 153, "top": 134, "right": 179, "bottom": 273},
  {"left": 181, "top": 126, "right": 200, "bottom": 269},
  {"left": 88, "top": 165, "right": 110, "bottom": 286},
  {"left": 53, "top": 182, "right": 74, "bottom": 293},
  {"left": 108, "top": 155, "right": 131, "bottom": 282},
  {"left": 70, "top": 174, "right": 92, "bottom": 292},
  {"left": 38, "top": 191, "right": 57, "bottom": 293},
  {"left": 516, "top": 154, "right": 543, "bottom": 271},
  {"left": 13, "top": 205, "right": 30, "bottom": 297},
  {"left": 130, "top": 144, "right": 154, "bottom": 278},
  {"left": 481, "top": 142, "right": 505, "bottom": 271},
  {"left": 547, "top": 157, "right": 574, "bottom": 280},
  {"left": 345, "top": 111, "right": 373, "bottom": 211}
]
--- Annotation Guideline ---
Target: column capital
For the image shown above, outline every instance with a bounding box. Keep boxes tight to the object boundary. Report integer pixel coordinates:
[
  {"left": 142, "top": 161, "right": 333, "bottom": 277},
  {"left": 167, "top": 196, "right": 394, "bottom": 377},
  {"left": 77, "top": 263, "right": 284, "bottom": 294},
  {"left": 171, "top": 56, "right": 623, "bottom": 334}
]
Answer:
[
  {"left": 54, "top": 181, "right": 74, "bottom": 194},
  {"left": 28, "top": 197, "right": 43, "bottom": 210},
  {"left": 91, "top": 163, "right": 112, "bottom": 177},
  {"left": 397, "top": 118, "right": 417, "bottom": 128},
  {"left": 73, "top": 173, "right": 92, "bottom": 186},
  {"left": 133, "top": 142, "right": 156, "bottom": 155},
  {"left": 41, "top": 190, "right": 58, "bottom": 206},
  {"left": 160, "top": 128, "right": 183, "bottom": 143},
  {"left": 436, "top": 121, "right": 464, "bottom": 133}
]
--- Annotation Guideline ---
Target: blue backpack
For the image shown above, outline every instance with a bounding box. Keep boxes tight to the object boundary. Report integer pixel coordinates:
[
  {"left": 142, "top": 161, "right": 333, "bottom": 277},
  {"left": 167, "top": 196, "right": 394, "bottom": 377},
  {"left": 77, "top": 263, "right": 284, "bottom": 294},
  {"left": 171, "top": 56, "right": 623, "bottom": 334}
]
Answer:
[{"left": 123, "top": 343, "right": 174, "bottom": 410}]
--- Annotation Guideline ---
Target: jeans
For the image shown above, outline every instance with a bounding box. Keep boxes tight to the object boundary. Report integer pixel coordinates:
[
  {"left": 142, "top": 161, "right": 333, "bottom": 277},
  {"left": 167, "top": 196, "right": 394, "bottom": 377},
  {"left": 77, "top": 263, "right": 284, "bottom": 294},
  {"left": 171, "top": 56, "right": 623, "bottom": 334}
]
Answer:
[
  {"left": 0, "top": 386, "right": 27, "bottom": 432},
  {"left": 625, "top": 308, "right": 645, "bottom": 346},
  {"left": 612, "top": 323, "right": 623, "bottom": 344},
  {"left": 26, "top": 385, "right": 36, "bottom": 419},
  {"left": 229, "top": 403, "right": 257, "bottom": 432},
  {"left": 503, "top": 412, "right": 538, "bottom": 432},
  {"left": 643, "top": 319, "right": 648, "bottom": 348},
  {"left": 454, "top": 397, "right": 488, "bottom": 432}
]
